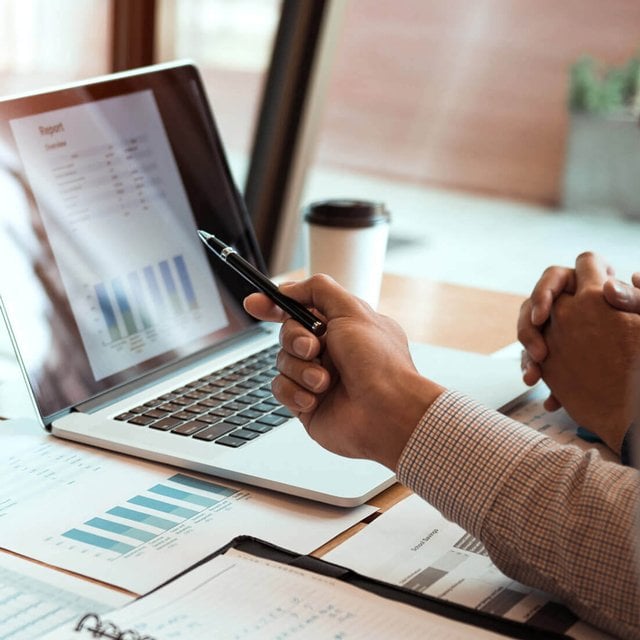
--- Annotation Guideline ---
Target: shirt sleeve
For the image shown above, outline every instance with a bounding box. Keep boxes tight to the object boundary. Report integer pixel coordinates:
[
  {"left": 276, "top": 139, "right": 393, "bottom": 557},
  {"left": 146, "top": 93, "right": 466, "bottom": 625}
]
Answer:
[{"left": 396, "top": 390, "right": 640, "bottom": 640}]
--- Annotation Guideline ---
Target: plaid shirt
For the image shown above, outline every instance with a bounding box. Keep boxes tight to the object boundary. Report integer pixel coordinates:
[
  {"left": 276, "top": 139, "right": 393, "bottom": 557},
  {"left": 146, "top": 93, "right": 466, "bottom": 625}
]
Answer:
[{"left": 397, "top": 390, "right": 640, "bottom": 640}]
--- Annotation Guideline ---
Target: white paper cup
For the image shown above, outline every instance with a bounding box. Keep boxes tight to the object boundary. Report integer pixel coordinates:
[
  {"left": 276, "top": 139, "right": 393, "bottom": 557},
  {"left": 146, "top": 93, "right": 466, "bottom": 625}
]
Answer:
[{"left": 304, "top": 199, "right": 390, "bottom": 308}]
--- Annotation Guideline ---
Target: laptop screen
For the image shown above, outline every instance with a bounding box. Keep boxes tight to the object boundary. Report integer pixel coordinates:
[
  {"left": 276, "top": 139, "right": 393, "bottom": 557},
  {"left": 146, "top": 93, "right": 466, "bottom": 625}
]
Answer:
[{"left": 0, "top": 62, "right": 264, "bottom": 421}]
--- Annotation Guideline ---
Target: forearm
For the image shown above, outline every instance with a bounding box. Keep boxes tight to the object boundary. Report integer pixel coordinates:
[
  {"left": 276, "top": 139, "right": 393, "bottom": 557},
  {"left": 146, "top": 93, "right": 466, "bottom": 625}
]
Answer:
[{"left": 397, "top": 391, "right": 640, "bottom": 640}]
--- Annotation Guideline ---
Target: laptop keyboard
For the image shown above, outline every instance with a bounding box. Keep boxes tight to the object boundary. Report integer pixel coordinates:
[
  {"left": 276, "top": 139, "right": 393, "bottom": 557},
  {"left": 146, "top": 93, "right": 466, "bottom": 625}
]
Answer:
[{"left": 114, "top": 344, "right": 293, "bottom": 448}]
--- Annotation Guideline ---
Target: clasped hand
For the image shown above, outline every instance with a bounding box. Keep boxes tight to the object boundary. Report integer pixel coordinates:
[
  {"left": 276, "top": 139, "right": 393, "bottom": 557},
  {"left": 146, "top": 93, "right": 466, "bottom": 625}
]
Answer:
[{"left": 518, "top": 252, "right": 640, "bottom": 454}]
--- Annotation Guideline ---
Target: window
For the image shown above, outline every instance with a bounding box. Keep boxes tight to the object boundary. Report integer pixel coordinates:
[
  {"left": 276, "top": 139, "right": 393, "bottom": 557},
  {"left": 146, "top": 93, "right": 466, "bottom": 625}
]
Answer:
[
  {"left": 156, "top": 0, "right": 281, "bottom": 187},
  {"left": 0, "top": 0, "right": 110, "bottom": 95}
]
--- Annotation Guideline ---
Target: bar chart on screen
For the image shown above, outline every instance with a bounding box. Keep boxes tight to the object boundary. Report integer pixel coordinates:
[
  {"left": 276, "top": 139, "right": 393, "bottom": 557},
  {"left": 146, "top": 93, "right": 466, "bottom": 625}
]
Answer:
[
  {"left": 9, "top": 90, "right": 231, "bottom": 381},
  {"left": 92, "top": 254, "right": 200, "bottom": 345}
]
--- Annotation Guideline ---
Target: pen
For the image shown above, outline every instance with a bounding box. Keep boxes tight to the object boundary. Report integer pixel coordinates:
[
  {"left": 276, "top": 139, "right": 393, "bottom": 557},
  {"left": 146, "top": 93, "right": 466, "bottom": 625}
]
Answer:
[{"left": 197, "top": 230, "right": 327, "bottom": 337}]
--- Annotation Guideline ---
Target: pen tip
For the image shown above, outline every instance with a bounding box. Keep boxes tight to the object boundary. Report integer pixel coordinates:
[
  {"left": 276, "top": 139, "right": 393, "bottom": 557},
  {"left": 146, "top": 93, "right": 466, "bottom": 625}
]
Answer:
[{"left": 197, "top": 229, "right": 212, "bottom": 242}]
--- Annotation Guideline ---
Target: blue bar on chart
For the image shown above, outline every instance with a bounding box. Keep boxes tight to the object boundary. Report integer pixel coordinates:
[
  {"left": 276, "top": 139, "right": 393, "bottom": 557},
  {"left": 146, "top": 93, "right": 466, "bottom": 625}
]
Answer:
[
  {"left": 107, "top": 506, "right": 176, "bottom": 531},
  {"left": 149, "top": 483, "right": 219, "bottom": 508},
  {"left": 173, "top": 255, "right": 198, "bottom": 310},
  {"left": 85, "top": 517, "right": 156, "bottom": 543},
  {"left": 111, "top": 276, "right": 138, "bottom": 336},
  {"left": 143, "top": 264, "right": 165, "bottom": 313},
  {"left": 127, "top": 271, "right": 152, "bottom": 329},
  {"left": 128, "top": 495, "right": 198, "bottom": 519},
  {"left": 95, "top": 282, "right": 122, "bottom": 342},
  {"left": 169, "top": 473, "right": 237, "bottom": 498},
  {"left": 158, "top": 259, "right": 183, "bottom": 314},
  {"left": 62, "top": 528, "right": 135, "bottom": 554}
]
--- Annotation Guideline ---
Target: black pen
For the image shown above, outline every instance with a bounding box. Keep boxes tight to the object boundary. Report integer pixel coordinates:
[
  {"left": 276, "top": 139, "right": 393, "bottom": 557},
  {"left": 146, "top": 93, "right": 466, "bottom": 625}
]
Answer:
[{"left": 198, "top": 230, "right": 327, "bottom": 337}]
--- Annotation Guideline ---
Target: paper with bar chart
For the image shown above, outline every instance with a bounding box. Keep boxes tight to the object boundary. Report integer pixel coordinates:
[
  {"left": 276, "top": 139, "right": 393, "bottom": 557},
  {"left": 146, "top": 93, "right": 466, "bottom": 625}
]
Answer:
[
  {"left": 0, "top": 419, "right": 375, "bottom": 593},
  {"left": 325, "top": 400, "right": 616, "bottom": 640},
  {"left": 9, "top": 89, "right": 228, "bottom": 380},
  {"left": 0, "top": 552, "right": 131, "bottom": 640}
]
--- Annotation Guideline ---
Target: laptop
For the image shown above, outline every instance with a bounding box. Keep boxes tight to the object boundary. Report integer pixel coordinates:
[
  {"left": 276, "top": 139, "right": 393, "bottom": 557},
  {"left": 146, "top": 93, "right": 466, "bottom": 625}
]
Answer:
[{"left": 0, "top": 61, "right": 529, "bottom": 506}]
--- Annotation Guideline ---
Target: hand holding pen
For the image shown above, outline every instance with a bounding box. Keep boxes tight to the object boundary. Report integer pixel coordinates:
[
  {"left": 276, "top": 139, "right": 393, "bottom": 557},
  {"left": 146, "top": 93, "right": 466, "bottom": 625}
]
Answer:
[{"left": 198, "top": 230, "right": 327, "bottom": 337}]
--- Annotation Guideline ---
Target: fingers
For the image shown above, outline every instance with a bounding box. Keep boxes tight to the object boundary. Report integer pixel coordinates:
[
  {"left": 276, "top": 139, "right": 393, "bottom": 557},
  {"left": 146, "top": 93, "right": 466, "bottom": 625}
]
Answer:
[
  {"left": 574, "top": 251, "right": 610, "bottom": 293},
  {"left": 603, "top": 278, "right": 640, "bottom": 313},
  {"left": 543, "top": 393, "right": 562, "bottom": 412},
  {"left": 271, "top": 372, "right": 318, "bottom": 414},
  {"left": 520, "top": 350, "right": 543, "bottom": 386},
  {"left": 270, "top": 336, "right": 331, "bottom": 415},
  {"left": 518, "top": 299, "right": 549, "bottom": 363},
  {"left": 518, "top": 266, "right": 576, "bottom": 365},
  {"left": 276, "top": 348, "right": 330, "bottom": 394},
  {"left": 529, "top": 266, "right": 576, "bottom": 326},
  {"left": 632, "top": 273, "right": 640, "bottom": 288}
]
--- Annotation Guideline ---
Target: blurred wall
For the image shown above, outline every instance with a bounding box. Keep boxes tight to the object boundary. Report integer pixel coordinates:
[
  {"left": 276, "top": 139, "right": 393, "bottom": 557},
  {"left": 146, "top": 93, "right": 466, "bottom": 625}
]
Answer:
[{"left": 315, "top": 0, "right": 640, "bottom": 206}]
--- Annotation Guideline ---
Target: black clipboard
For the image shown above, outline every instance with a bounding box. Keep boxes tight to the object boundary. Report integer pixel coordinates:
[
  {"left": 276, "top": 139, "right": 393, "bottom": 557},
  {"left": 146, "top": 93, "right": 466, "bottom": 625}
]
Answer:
[{"left": 71, "top": 535, "right": 570, "bottom": 639}]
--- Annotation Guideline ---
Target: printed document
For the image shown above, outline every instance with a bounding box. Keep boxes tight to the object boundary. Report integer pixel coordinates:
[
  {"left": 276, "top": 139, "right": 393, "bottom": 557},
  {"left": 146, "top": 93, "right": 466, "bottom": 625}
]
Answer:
[{"left": 0, "top": 418, "right": 374, "bottom": 593}]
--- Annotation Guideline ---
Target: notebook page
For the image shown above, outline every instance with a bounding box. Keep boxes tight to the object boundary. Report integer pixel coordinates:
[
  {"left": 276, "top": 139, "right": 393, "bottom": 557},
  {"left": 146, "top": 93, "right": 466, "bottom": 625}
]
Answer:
[{"left": 43, "top": 548, "right": 507, "bottom": 639}]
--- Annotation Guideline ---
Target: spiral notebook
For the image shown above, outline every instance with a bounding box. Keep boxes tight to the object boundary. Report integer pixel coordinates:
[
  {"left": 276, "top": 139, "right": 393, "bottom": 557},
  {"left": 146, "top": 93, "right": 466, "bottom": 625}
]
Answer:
[{"left": 45, "top": 537, "right": 568, "bottom": 640}]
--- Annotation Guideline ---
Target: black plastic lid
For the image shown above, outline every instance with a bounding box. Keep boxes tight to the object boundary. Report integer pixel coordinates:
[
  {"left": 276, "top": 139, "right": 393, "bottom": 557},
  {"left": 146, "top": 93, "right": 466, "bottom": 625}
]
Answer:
[{"left": 303, "top": 199, "right": 390, "bottom": 228}]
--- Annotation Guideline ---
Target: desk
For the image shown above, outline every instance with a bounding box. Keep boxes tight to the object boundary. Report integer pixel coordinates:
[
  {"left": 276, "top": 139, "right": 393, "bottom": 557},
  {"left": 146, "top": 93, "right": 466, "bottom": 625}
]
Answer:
[{"left": 314, "top": 273, "right": 526, "bottom": 555}]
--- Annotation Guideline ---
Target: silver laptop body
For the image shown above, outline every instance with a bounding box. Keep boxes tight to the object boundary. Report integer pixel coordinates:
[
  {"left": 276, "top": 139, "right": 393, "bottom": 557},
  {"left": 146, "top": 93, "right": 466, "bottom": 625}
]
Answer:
[{"left": 0, "top": 61, "right": 395, "bottom": 506}]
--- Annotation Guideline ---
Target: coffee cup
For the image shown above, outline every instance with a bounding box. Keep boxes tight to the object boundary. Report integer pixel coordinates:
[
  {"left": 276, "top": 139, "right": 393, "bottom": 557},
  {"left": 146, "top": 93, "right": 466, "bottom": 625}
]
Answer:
[{"left": 303, "top": 199, "right": 391, "bottom": 308}]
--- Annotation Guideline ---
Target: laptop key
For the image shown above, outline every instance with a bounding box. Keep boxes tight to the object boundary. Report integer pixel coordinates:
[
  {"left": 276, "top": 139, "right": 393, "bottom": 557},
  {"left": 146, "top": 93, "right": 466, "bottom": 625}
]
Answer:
[
  {"left": 129, "top": 415, "right": 156, "bottom": 426},
  {"left": 247, "top": 388, "right": 271, "bottom": 399},
  {"left": 244, "top": 422, "right": 272, "bottom": 434},
  {"left": 150, "top": 417, "right": 183, "bottom": 431},
  {"left": 114, "top": 412, "right": 136, "bottom": 421},
  {"left": 215, "top": 434, "right": 247, "bottom": 448},
  {"left": 196, "top": 414, "right": 223, "bottom": 424},
  {"left": 159, "top": 402, "right": 182, "bottom": 412},
  {"left": 222, "top": 401, "right": 246, "bottom": 413},
  {"left": 223, "top": 415, "right": 251, "bottom": 426},
  {"left": 207, "top": 407, "right": 235, "bottom": 418},
  {"left": 251, "top": 402, "right": 274, "bottom": 413},
  {"left": 172, "top": 420, "right": 209, "bottom": 436},
  {"left": 142, "top": 409, "right": 170, "bottom": 419},
  {"left": 193, "top": 423, "right": 237, "bottom": 441},
  {"left": 239, "top": 409, "right": 262, "bottom": 420},
  {"left": 183, "top": 403, "right": 209, "bottom": 415},
  {"left": 256, "top": 414, "right": 288, "bottom": 427},
  {"left": 130, "top": 404, "right": 149, "bottom": 414},
  {"left": 232, "top": 428, "right": 260, "bottom": 440},
  {"left": 273, "top": 407, "right": 294, "bottom": 418}
]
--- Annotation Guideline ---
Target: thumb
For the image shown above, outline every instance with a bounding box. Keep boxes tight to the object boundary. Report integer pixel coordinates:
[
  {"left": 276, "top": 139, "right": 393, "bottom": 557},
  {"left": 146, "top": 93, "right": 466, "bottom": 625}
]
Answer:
[{"left": 603, "top": 277, "right": 640, "bottom": 313}]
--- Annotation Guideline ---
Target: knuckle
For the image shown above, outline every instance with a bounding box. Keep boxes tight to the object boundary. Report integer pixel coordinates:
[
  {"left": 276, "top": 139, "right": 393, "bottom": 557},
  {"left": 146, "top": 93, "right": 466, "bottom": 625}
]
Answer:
[
  {"left": 576, "top": 250, "right": 596, "bottom": 262},
  {"left": 517, "top": 325, "right": 534, "bottom": 346},
  {"left": 309, "top": 273, "right": 336, "bottom": 287}
]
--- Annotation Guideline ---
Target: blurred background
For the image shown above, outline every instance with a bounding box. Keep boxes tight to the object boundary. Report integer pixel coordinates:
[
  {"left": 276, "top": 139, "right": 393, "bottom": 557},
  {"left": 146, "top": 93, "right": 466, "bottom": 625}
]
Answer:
[{"left": 0, "top": 0, "right": 638, "bottom": 296}]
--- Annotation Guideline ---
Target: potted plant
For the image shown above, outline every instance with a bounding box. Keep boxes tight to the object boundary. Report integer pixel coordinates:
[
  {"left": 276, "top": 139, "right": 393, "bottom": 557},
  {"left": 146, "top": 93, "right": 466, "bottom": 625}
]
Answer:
[{"left": 562, "top": 52, "right": 640, "bottom": 217}]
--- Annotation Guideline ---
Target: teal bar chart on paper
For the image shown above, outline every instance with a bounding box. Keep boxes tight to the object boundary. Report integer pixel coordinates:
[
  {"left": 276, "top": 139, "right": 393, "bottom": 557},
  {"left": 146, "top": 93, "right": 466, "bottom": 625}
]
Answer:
[
  {"left": 61, "top": 473, "right": 239, "bottom": 557},
  {"left": 0, "top": 424, "right": 375, "bottom": 594}
]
